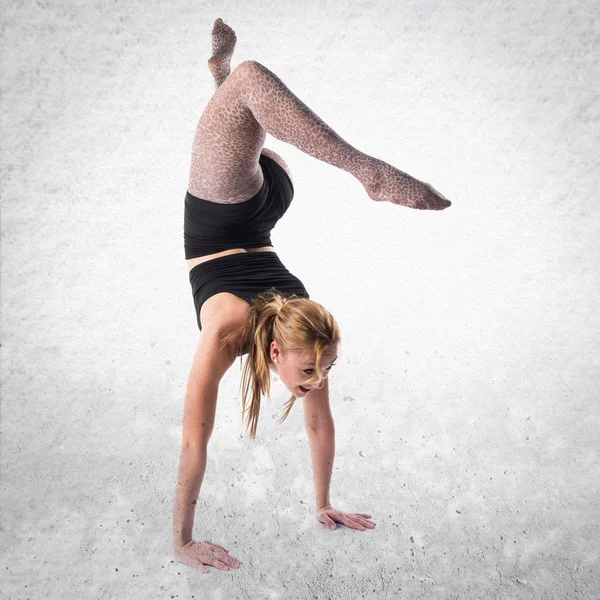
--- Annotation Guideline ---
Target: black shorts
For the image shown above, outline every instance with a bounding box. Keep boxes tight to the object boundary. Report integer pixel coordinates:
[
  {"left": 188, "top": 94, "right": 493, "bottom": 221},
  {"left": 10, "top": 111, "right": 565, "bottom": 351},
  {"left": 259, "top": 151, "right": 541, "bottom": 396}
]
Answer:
[{"left": 189, "top": 251, "right": 309, "bottom": 331}]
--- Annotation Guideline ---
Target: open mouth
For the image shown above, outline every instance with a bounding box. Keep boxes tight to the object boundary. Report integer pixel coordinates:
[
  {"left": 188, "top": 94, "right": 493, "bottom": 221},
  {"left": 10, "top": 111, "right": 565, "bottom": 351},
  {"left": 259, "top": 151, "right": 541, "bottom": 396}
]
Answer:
[{"left": 299, "top": 386, "right": 311, "bottom": 393}]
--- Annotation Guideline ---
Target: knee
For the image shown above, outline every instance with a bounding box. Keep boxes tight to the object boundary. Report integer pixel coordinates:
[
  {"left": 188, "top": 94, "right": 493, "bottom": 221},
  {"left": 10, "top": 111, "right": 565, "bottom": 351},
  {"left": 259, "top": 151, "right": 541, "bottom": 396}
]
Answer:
[
  {"left": 236, "top": 60, "right": 266, "bottom": 78},
  {"left": 240, "top": 59, "right": 261, "bottom": 69},
  {"left": 236, "top": 60, "right": 255, "bottom": 73}
]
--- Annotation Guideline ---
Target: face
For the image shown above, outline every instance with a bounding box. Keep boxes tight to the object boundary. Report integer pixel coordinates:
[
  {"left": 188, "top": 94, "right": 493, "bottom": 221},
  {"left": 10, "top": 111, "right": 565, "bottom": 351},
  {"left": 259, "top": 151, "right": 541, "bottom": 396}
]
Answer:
[{"left": 270, "top": 342, "right": 338, "bottom": 396}]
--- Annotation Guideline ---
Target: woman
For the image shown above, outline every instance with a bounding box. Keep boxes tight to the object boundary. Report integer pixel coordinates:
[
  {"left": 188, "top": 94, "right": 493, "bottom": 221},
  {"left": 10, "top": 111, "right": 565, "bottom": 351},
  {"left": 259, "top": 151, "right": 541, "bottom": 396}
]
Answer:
[{"left": 173, "top": 18, "right": 451, "bottom": 573}]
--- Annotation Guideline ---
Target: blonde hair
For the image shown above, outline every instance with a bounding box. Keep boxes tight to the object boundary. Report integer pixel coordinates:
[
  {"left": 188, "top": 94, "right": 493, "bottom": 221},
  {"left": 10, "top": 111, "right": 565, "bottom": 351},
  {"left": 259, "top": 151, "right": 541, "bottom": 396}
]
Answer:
[{"left": 220, "top": 288, "right": 341, "bottom": 440}]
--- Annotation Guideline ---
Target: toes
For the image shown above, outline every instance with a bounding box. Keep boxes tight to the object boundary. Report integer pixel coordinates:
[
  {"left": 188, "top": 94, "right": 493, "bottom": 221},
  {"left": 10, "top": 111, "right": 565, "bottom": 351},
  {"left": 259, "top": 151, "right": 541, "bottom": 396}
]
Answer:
[{"left": 213, "top": 18, "right": 235, "bottom": 34}]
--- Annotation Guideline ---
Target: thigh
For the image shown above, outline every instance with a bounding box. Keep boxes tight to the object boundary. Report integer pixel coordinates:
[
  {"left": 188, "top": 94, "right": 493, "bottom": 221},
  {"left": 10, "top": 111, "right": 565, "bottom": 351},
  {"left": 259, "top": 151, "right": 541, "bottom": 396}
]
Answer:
[{"left": 188, "top": 61, "right": 268, "bottom": 202}]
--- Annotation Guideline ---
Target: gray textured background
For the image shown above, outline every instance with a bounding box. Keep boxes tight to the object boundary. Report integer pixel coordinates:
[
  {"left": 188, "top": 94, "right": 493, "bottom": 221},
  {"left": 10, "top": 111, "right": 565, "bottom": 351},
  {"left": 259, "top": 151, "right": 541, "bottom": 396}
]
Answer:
[{"left": 1, "top": 0, "right": 599, "bottom": 598}]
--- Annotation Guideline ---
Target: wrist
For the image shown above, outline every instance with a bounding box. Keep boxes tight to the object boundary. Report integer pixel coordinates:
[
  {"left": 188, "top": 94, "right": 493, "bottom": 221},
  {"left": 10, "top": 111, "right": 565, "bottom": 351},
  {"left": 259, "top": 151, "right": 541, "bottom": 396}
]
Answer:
[{"left": 173, "top": 538, "right": 192, "bottom": 551}]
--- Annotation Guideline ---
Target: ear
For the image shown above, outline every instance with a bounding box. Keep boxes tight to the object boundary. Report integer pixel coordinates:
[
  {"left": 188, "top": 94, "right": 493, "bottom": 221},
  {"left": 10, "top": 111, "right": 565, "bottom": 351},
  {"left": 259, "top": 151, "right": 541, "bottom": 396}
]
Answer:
[{"left": 270, "top": 340, "right": 280, "bottom": 361}]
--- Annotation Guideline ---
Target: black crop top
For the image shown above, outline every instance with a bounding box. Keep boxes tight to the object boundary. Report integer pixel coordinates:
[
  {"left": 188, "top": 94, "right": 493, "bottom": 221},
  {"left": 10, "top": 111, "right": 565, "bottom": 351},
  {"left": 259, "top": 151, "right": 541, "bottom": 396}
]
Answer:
[{"left": 184, "top": 153, "right": 294, "bottom": 259}]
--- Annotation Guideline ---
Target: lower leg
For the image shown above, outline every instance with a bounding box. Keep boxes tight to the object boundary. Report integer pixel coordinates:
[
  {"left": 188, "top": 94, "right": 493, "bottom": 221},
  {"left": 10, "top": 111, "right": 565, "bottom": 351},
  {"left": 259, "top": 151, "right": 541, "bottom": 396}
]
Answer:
[
  {"left": 242, "top": 61, "right": 450, "bottom": 210},
  {"left": 244, "top": 62, "right": 367, "bottom": 178},
  {"left": 203, "top": 19, "right": 450, "bottom": 210},
  {"left": 207, "top": 18, "right": 236, "bottom": 91}
]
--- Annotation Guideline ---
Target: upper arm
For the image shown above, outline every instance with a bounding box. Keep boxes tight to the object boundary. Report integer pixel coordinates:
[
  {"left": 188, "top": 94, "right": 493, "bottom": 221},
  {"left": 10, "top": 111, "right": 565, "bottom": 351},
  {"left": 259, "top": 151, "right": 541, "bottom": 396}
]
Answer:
[
  {"left": 302, "top": 378, "right": 334, "bottom": 434},
  {"left": 181, "top": 328, "right": 237, "bottom": 447}
]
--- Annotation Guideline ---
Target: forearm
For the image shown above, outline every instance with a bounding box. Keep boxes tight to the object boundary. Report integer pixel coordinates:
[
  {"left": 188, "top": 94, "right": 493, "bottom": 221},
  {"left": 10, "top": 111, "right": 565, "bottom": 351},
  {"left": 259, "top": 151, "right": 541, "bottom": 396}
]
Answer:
[
  {"left": 172, "top": 446, "right": 208, "bottom": 549},
  {"left": 307, "top": 424, "right": 335, "bottom": 510}
]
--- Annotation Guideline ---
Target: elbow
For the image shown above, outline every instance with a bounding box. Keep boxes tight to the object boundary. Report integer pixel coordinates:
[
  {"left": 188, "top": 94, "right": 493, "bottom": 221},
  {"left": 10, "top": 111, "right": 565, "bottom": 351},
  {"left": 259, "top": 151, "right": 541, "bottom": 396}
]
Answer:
[
  {"left": 182, "top": 421, "right": 214, "bottom": 451},
  {"left": 306, "top": 419, "right": 335, "bottom": 441},
  {"left": 181, "top": 434, "right": 210, "bottom": 456}
]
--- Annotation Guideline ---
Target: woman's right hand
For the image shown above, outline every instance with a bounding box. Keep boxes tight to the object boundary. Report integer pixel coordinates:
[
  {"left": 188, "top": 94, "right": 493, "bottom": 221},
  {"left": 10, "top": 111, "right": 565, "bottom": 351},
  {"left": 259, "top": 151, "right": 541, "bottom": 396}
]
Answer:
[{"left": 174, "top": 540, "right": 242, "bottom": 573}]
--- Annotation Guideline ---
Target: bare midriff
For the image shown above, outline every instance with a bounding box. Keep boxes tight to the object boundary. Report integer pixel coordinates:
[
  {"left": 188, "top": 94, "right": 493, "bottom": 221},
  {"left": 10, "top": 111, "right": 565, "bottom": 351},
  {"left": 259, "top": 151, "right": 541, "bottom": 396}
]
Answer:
[{"left": 186, "top": 246, "right": 276, "bottom": 271}]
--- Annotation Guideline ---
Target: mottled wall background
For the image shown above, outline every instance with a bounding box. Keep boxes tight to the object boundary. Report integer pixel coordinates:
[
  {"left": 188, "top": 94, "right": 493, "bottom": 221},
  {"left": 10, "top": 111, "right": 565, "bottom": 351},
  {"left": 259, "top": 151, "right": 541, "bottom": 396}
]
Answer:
[{"left": 1, "top": 0, "right": 599, "bottom": 598}]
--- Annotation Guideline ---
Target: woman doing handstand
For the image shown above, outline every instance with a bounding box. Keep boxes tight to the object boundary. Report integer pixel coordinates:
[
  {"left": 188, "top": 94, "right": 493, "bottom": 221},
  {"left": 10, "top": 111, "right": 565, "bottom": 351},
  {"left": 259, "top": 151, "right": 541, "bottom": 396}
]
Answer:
[{"left": 173, "top": 18, "right": 451, "bottom": 573}]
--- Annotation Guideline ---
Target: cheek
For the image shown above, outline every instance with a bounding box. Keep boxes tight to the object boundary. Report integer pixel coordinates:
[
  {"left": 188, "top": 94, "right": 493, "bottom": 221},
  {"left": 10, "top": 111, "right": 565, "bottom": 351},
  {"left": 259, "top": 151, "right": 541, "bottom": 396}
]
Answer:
[{"left": 282, "top": 366, "right": 301, "bottom": 383}]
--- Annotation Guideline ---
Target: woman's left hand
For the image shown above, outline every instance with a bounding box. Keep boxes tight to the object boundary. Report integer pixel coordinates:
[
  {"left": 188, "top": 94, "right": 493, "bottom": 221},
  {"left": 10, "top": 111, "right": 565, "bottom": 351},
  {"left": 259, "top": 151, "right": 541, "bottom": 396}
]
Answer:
[{"left": 316, "top": 505, "right": 376, "bottom": 531}]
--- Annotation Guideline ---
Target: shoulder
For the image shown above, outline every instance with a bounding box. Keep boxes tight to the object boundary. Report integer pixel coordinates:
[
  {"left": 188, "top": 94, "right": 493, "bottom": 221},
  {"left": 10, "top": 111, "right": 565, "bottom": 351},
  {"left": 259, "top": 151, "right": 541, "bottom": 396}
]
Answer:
[{"left": 200, "top": 292, "right": 253, "bottom": 352}]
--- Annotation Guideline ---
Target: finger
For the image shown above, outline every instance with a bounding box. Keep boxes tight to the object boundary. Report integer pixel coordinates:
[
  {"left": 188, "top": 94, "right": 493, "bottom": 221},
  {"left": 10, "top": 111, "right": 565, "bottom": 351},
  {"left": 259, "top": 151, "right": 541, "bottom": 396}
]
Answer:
[
  {"left": 216, "top": 550, "right": 237, "bottom": 566},
  {"left": 357, "top": 519, "right": 376, "bottom": 528},
  {"left": 338, "top": 514, "right": 366, "bottom": 530},
  {"left": 196, "top": 560, "right": 209, "bottom": 574},
  {"left": 217, "top": 549, "right": 242, "bottom": 567},
  {"left": 213, "top": 558, "right": 233, "bottom": 571},
  {"left": 351, "top": 514, "right": 373, "bottom": 522},
  {"left": 201, "top": 544, "right": 234, "bottom": 566}
]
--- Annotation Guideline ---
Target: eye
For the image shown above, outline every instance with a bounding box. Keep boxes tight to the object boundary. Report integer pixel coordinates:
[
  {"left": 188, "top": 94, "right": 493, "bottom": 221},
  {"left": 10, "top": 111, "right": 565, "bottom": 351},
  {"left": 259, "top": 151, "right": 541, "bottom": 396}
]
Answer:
[{"left": 304, "top": 363, "right": 337, "bottom": 375}]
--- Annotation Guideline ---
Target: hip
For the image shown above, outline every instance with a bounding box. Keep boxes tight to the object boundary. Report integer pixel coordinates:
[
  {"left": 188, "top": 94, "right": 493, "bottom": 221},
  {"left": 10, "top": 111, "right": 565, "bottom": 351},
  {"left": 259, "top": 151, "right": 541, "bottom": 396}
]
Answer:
[{"left": 186, "top": 246, "right": 276, "bottom": 271}]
